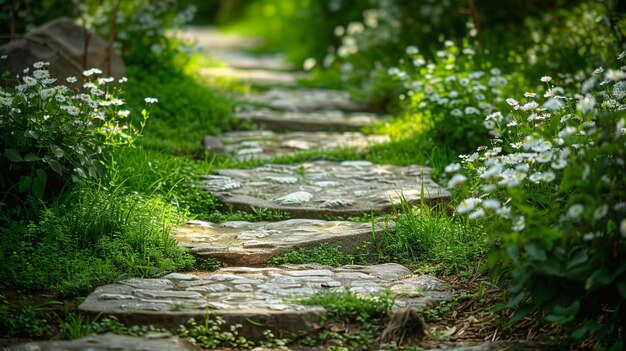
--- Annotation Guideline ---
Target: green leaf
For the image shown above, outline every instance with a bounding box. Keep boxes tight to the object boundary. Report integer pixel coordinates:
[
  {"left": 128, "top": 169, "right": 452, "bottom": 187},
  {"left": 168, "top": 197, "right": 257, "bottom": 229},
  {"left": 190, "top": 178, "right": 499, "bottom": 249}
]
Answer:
[
  {"left": 31, "top": 169, "right": 47, "bottom": 199},
  {"left": 545, "top": 300, "right": 579, "bottom": 324},
  {"left": 23, "top": 153, "right": 40, "bottom": 162},
  {"left": 50, "top": 145, "right": 65, "bottom": 158},
  {"left": 525, "top": 241, "right": 547, "bottom": 261},
  {"left": 46, "top": 159, "right": 64, "bottom": 175},
  {"left": 18, "top": 176, "right": 32, "bottom": 193},
  {"left": 566, "top": 247, "right": 589, "bottom": 271},
  {"left": 4, "top": 148, "right": 23, "bottom": 162}
]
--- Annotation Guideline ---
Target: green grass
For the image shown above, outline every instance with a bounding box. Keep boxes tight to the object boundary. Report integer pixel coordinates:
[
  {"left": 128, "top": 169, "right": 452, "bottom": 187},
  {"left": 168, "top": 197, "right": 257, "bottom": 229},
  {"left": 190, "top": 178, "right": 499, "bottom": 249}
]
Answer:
[{"left": 378, "top": 202, "right": 488, "bottom": 275}]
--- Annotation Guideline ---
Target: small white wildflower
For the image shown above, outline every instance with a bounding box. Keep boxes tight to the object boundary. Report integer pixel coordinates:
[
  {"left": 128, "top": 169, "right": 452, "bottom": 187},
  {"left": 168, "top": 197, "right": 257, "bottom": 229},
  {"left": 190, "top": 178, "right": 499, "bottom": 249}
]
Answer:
[
  {"left": 536, "top": 152, "right": 553, "bottom": 163},
  {"left": 577, "top": 94, "right": 596, "bottom": 113},
  {"left": 303, "top": 57, "right": 317, "bottom": 71},
  {"left": 606, "top": 69, "right": 626, "bottom": 81},
  {"left": 567, "top": 204, "right": 584, "bottom": 220},
  {"left": 469, "top": 208, "right": 485, "bottom": 220},
  {"left": 524, "top": 92, "right": 537, "bottom": 98},
  {"left": 118, "top": 77, "right": 128, "bottom": 83},
  {"left": 451, "top": 108, "right": 463, "bottom": 117},
  {"left": 457, "top": 198, "right": 481, "bottom": 214},
  {"left": 144, "top": 97, "right": 159, "bottom": 104},
  {"left": 540, "top": 76, "right": 552, "bottom": 83},
  {"left": 490, "top": 67, "right": 501, "bottom": 76},
  {"left": 521, "top": 101, "right": 539, "bottom": 111},
  {"left": 66, "top": 76, "right": 77, "bottom": 83},
  {"left": 484, "top": 120, "right": 496, "bottom": 129},
  {"left": 334, "top": 26, "right": 345, "bottom": 37},
  {"left": 506, "top": 98, "right": 519, "bottom": 107},
  {"left": 444, "top": 163, "right": 461, "bottom": 173},
  {"left": 66, "top": 106, "right": 80, "bottom": 116},
  {"left": 512, "top": 216, "right": 525, "bottom": 232},
  {"left": 0, "top": 55, "right": 7, "bottom": 60},
  {"left": 482, "top": 199, "right": 501, "bottom": 210},
  {"left": 594, "top": 204, "right": 609, "bottom": 220},
  {"left": 447, "top": 174, "right": 467, "bottom": 188},
  {"left": 551, "top": 159, "right": 567, "bottom": 169},
  {"left": 117, "top": 110, "right": 131, "bottom": 118},
  {"left": 582, "top": 232, "right": 595, "bottom": 241},
  {"left": 405, "top": 46, "right": 419, "bottom": 55},
  {"left": 464, "top": 106, "right": 480, "bottom": 115},
  {"left": 542, "top": 171, "right": 556, "bottom": 182},
  {"left": 23, "top": 76, "right": 37, "bottom": 86},
  {"left": 543, "top": 98, "right": 564, "bottom": 111},
  {"left": 82, "top": 68, "right": 103, "bottom": 77},
  {"left": 593, "top": 67, "right": 604, "bottom": 75}
]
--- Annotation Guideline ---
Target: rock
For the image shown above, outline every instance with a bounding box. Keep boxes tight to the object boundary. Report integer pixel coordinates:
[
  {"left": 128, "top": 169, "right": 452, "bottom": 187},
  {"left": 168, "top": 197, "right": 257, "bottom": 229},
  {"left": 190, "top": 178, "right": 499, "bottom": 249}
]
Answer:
[
  {"left": 205, "top": 130, "right": 389, "bottom": 160},
  {"left": 79, "top": 264, "right": 453, "bottom": 341},
  {"left": 235, "top": 109, "right": 382, "bottom": 131},
  {"left": 179, "top": 26, "right": 262, "bottom": 52},
  {"left": 200, "top": 66, "right": 305, "bottom": 86},
  {"left": 202, "top": 135, "right": 226, "bottom": 153},
  {"left": 0, "top": 17, "right": 126, "bottom": 83},
  {"left": 213, "top": 52, "right": 293, "bottom": 71},
  {"left": 242, "top": 88, "right": 369, "bottom": 112},
  {"left": 6, "top": 333, "right": 199, "bottom": 351},
  {"left": 201, "top": 161, "right": 451, "bottom": 218},
  {"left": 171, "top": 219, "right": 393, "bottom": 265}
]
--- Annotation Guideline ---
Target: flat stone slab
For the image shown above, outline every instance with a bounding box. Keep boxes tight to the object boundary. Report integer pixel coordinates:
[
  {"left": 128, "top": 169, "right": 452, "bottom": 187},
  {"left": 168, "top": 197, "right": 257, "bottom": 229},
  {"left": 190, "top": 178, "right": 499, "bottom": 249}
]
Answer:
[
  {"left": 235, "top": 108, "right": 381, "bottom": 131},
  {"left": 6, "top": 333, "right": 198, "bottom": 351},
  {"left": 79, "top": 264, "right": 452, "bottom": 339},
  {"left": 213, "top": 51, "right": 293, "bottom": 71},
  {"left": 204, "top": 131, "right": 390, "bottom": 159},
  {"left": 202, "top": 161, "right": 450, "bottom": 218},
  {"left": 242, "top": 88, "right": 369, "bottom": 112},
  {"left": 171, "top": 219, "right": 392, "bottom": 265},
  {"left": 200, "top": 67, "right": 305, "bottom": 86}
]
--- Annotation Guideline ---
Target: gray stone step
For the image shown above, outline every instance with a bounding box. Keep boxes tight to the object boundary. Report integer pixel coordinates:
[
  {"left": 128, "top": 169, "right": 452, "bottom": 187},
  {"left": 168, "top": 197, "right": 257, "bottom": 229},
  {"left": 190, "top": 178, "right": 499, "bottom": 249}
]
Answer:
[
  {"left": 172, "top": 219, "right": 392, "bottom": 265},
  {"left": 201, "top": 67, "right": 305, "bottom": 86},
  {"left": 202, "top": 161, "right": 450, "bottom": 218},
  {"left": 5, "top": 333, "right": 199, "bottom": 351},
  {"left": 242, "top": 88, "right": 369, "bottom": 112},
  {"left": 212, "top": 51, "right": 293, "bottom": 71},
  {"left": 79, "top": 264, "right": 452, "bottom": 341},
  {"left": 234, "top": 108, "right": 381, "bottom": 131},
  {"left": 203, "top": 131, "right": 390, "bottom": 160}
]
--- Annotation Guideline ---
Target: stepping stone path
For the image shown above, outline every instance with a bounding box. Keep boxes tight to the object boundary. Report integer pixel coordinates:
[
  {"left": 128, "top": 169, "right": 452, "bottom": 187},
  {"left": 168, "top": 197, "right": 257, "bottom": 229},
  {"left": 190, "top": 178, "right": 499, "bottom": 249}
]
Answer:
[
  {"left": 203, "top": 161, "right": 450, "bottom": 218},
  {"left": 6, "top": 333, "right": 199, "bottom": 351},
  {"left": 79, "top": 264, "right": 452, "bottom": 340},
  {"left": 172, "top": 219, "right": 392, "bottom": 265},
  {"left": 71, "top": 26, "right": 459, "bottom": 349},
  {"left": 203, "top": 130, "right": 390, "bottom": 159}
]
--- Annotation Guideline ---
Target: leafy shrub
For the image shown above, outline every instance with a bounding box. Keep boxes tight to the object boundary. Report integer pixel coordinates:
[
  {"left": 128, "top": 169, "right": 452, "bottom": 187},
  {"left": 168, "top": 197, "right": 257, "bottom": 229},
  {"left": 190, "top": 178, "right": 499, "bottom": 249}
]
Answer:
[
  {"left": 0, "top": 60, "right": 150, "bottom": 203},
  {"left": 448, "top": 58, "right": 626, "bottom": 346}
]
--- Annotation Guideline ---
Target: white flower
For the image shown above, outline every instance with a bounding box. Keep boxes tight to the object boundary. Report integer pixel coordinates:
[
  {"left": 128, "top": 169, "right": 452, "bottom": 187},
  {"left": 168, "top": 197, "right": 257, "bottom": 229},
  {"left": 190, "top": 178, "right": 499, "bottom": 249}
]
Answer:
[
  {"left": 482, "top": 199, "right": 501, "bottom": 210},
  {"left": 118, "top": 110, "right": 131, "bottom": 118},
  {"left": 551, "top": 158, "right": 567, "bottom": 169},
  {"left": 23, "top": 76, "right": 37, "bottom": 86},
  {"left": 536, "top": 152, "right": 553, "bottom": 163},
  {"left": 506, "top": 98, "right": 519, "bottom": 107},
  {"left": 82, "top": 68, "right": 103, "bottom": 77},
  {"left": 484, "top": 120, "right": 496, "bottom": 129},
  {"left": 0, "top": 55, "right": 7, "bottom": 60},
  {"left": 144, "top": 97, "right": 159, "bottom": 104},
  {"left": 605, "top": 69, "right": 626, "bottom": 81},
  {"left": 118, "top": 77, "right": 128, "bottom": 83},
  {"left": 464, "top": 106, "right": 480, "bottom": 115},
  {"left": 594, "top": 204, "right": 608, "bottom": 220},
  {"left": 405, "top": 46, "right": 419, "bottom": 55},
  {"left": 524, "top": 92, "right": 537, "bottom": 98},
  {"left": 469, "top": 208, "right": 485, "bottom": 219},
  {"left": 542, "top": 171, "right": 556, "bottom": 182},
  {"left": 577, "top": 94, "right": 596, "bottom": 113},
  {"left": 444, "top": 163, "right": 461, "bottom": 173},
  {"left": 567, "top": 204, "right": 584, "bottom": 220},
  {"left": 447, "top": 174, "right": 467, "bottom": 188},
  {"left": 540, "top": 76, "right": 552, "bottom": 83},
  {"left": 303, "top": 58, "right": 317, "bottom": 71},
  {"left": 543, "top": 98, "right": 564, "bottom": 111},
  {"left": 457, "top": 197, "right": 482, "bottom": 214},
  {"left": 512, "top": 216, "right": 525, "bottom": 231},
  {"left": 451, "top": 108, "right": 463, "bottom": 117},
  {"left": 66, "top": 106, "right": 80, "bottom": 116},
  {"left": 66, "top": 76, "right": 77, "bottom": 83}
]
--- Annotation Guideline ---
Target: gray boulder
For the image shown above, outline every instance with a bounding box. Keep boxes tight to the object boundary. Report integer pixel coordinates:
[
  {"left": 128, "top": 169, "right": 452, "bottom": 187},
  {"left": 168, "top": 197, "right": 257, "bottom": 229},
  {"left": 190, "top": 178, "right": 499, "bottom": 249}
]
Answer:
[{"left": 0, "top": 17, "right": 125, "bottom": 82}]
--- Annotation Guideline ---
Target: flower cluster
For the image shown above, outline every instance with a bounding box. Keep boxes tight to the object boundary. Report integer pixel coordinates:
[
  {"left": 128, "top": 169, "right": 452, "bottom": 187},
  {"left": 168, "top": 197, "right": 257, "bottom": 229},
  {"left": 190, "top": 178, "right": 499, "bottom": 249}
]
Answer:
[
  {"left": 445, "top": 53, "right": 626, "bottom": 342},
  {"left": 385, "top": 36, "right": 512, "bottom": 150},
  {"left": 0, "top": 59, "right": 152, "bottom": 199}
]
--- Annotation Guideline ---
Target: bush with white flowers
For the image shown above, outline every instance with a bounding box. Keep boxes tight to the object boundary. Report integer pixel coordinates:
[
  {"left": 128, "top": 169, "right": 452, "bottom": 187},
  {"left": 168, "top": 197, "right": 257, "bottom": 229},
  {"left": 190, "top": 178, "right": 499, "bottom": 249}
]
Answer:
[
  {"left": 0, "top": 59, "right": 153, "bottom": 201},
  {"left": 446, "top": 57, "right": 626, "bottom": 344}
]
